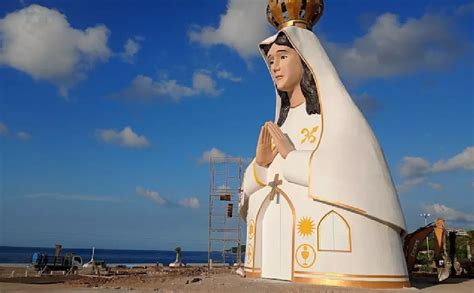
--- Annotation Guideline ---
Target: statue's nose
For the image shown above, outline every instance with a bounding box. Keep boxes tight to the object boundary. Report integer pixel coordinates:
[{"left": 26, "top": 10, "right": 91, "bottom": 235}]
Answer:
[{"left": 272, "top": 63, "right": 280, "bottom": 74}]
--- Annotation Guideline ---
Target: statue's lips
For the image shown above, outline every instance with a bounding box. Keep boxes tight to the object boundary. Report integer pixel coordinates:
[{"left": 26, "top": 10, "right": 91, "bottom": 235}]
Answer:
[{"left": 275, "top": 75, "right": 283, "bottom": 80}]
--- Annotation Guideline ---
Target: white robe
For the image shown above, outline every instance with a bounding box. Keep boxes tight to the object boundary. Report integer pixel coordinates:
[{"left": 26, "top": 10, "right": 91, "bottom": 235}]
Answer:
[{"left": 239, "top": 26, "right": 409, "bottom": 288}]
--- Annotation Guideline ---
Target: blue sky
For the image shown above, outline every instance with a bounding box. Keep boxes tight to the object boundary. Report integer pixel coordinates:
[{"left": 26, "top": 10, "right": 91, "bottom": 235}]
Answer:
[{"left": 0, "top": 0, "right": 473, "bottom": 250}]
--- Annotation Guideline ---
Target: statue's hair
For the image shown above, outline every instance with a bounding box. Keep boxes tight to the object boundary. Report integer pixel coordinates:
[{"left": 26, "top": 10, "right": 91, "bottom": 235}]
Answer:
[{"left": 261, "top": 33, "right": 320, "bottom": 126}]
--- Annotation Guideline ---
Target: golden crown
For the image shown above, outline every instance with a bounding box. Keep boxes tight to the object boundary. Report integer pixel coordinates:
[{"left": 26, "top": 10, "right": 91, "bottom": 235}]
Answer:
[{"left": 266, "top": 0, "right": 324, "bottom": 31}]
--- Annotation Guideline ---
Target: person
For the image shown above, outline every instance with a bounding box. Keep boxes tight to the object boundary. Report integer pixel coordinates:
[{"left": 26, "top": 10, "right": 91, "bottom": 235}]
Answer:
[{"left": 239, "top": 20, "right": 409, "bottom": 289}]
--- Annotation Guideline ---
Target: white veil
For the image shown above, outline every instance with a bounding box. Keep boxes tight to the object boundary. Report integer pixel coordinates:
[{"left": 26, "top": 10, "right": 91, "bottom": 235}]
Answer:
[{"left": 258, "top": 26, "right": 406, "bottom": 232}]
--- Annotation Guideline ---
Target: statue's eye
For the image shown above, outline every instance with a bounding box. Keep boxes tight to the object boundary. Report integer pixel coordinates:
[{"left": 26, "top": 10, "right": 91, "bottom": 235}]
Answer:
[
  {"left": 281, "top": 55, "right": 287, "bottom": 60},
  {"left": 269, "top": 60, "right": 274, "bottom": 65}
]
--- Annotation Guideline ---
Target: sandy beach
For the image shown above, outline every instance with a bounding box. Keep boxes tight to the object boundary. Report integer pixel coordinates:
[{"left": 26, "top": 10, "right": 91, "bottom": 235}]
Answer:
[{"left": 0, "top": 265, "right": 473, "bottom": 293}]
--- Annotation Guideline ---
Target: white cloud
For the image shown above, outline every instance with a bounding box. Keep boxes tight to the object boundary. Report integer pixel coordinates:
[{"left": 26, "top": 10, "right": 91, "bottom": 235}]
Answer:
[
  {"left": 216, "top": 184, "right": 232, "bottom": 193},
  {"left": 135, "top": 186, "right": 167, "bottom": 205},
  {"left": 192, "top": 72, "right": 221, "bottom": 96},
  {"left": 127, "top": 75, "right": 194, "bottom": 101},
  {"left": 427, "top": 182, "right": 443, "bottom": 192},
  {"left": 431, "top": 147, "right": 474, "bottom": 172},
  {"left": 217, "top": 70, "right": 242, "bottom": 82},
  {"left": 456, "top": 2, "right": 474, "bottom": 15},
  {"left": 178, "top": 197, "right": 200, "bottom": 209},
  {"left": 422, "top": 203, "right": 474, "bottom": 225},
  {"left": 120, "top": 37, "right": 141, "bottom": 64},
  {"left": 198, "top": 148, "right": 227, "bottom": 164},
  {"left": 398, "top": 146, "right": 473, "bottom": 193},
  {"left": 0, "top": 123, "right": 32, "bottom": 140},
  {"left": 353, "top": 93, "right": 382, "bottom": 115},
  {"left": 96, "top": 126, "right": 150, "bottom": 149},
  {"left": 0, "top": 4, "right": 111, "bottom": 97},
  {"left": 0, "top": 122, "right": 8, "bottom": 136},
  {"left": 399, "top": 157, "right": 431, "bottom": 178},
  {"left": 16, "top": 131, "right": 31, "bottom": 140},
  {"left": 112, "top": 72, "right": 220, "bottom": 102},
  {"left": 189, "top": 0, "right": 270, "bottom": 59},
  {"left": 326, "top": 12, "right": 469, "bottom": 82},
  {"left": 135, "top": 186, "right": 199, "bottom": 209},
  {"left": 400, "top": 147, "right": 474, "bottom": 179},
  {"left": 396, "top": 177, "right": 427, "bottom": 194},
  {"left": 198, "top": 147, "right": 244, "bottom": 164}
]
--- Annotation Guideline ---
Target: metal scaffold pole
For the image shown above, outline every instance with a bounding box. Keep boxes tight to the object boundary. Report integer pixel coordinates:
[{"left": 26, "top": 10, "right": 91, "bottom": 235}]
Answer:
[{"left": 208, "top": 157, "right": 244, "bottom": 269}]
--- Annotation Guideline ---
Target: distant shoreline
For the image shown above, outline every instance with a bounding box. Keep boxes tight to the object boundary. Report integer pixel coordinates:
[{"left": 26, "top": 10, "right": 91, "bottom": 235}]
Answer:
[
  {"left": 0, "top": 246, "right": 208, "bottom": 253},
  {"left": 0, "top": 262, "right": 222, "bottom": 269},
  {"left": 0, "top": 247, "right": 240, "bottom": 265}
]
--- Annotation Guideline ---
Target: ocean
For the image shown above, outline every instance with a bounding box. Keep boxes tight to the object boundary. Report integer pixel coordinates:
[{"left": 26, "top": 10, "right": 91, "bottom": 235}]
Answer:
[{"left": 0, "top": 246, "right": 241, "bottom": 265}]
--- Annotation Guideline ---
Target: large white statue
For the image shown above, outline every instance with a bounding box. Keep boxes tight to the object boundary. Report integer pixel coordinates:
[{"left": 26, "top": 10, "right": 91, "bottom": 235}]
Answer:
[{"left": 239, "top": 0, "right": 409, "bottom": 288}]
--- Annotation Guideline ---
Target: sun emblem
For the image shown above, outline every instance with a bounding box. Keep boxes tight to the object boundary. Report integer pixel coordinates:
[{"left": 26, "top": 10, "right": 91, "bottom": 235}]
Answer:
[{"left": 297, "top": 217, "right": 315, "bottom": 237}]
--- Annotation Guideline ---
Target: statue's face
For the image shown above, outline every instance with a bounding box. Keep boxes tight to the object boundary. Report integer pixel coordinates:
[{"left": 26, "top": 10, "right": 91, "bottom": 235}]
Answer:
[{"left": 267, "top": 43, "right": 304, "bottom": 93}]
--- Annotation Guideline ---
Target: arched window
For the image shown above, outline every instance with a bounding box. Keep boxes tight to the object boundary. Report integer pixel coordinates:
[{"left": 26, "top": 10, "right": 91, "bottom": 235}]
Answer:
[{"left": 317, "top": 210, "right": 351, "bottom": 252}]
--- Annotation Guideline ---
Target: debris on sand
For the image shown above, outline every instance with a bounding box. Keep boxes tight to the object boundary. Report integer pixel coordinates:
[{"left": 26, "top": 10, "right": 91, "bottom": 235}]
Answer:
[
  {"left": 233, "top": 267, "right": 245, "bottom": 278},
  {"left": 185, "top": 277, "right": 202, "bottom": 284}
]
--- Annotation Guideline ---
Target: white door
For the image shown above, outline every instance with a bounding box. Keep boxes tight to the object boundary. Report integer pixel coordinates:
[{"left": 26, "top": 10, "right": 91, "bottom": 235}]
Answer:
[{"left": 261, "top": 193, "right": 292, "bottom": 280}]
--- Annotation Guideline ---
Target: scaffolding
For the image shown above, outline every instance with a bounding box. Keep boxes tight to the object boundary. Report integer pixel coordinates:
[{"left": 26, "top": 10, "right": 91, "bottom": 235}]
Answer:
[{"left": 208, "top": 157, "right": 243, "bottom": 267}]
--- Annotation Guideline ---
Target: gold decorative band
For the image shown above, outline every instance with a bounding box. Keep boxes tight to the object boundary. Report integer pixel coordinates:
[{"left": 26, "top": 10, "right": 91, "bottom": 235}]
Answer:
[
  {"left": 278, "top": 19, "right": 309, "bottom": 30},
  {"left": 312, "top": 194, "right": 405, "bottom": 232},
  {"left": 253, "top": 162, "right": 266, "bottom": 187},
  {"left": 293, "top": 277, "right": 410, "bottom": 289},
  {"left": 312, "top": 195, "right": 367, "bottom": 214},
  {"left": 244, "top": 267, "right": 260, "bottom": 272},
  {"left": 245, "top": 271, "right": 261, "bottom": 278},
  {"left": 294, "top": 271, "right": 409, "bottom": 279}
]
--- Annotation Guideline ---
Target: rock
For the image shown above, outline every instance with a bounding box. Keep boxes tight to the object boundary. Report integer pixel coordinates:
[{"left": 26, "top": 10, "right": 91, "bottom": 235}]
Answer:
[
  {"left": 190, "top": 277, "right": 202, "bottom": 283},
  {"left": 234, "top": 267, "right": 245, "bottom": 278}
]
